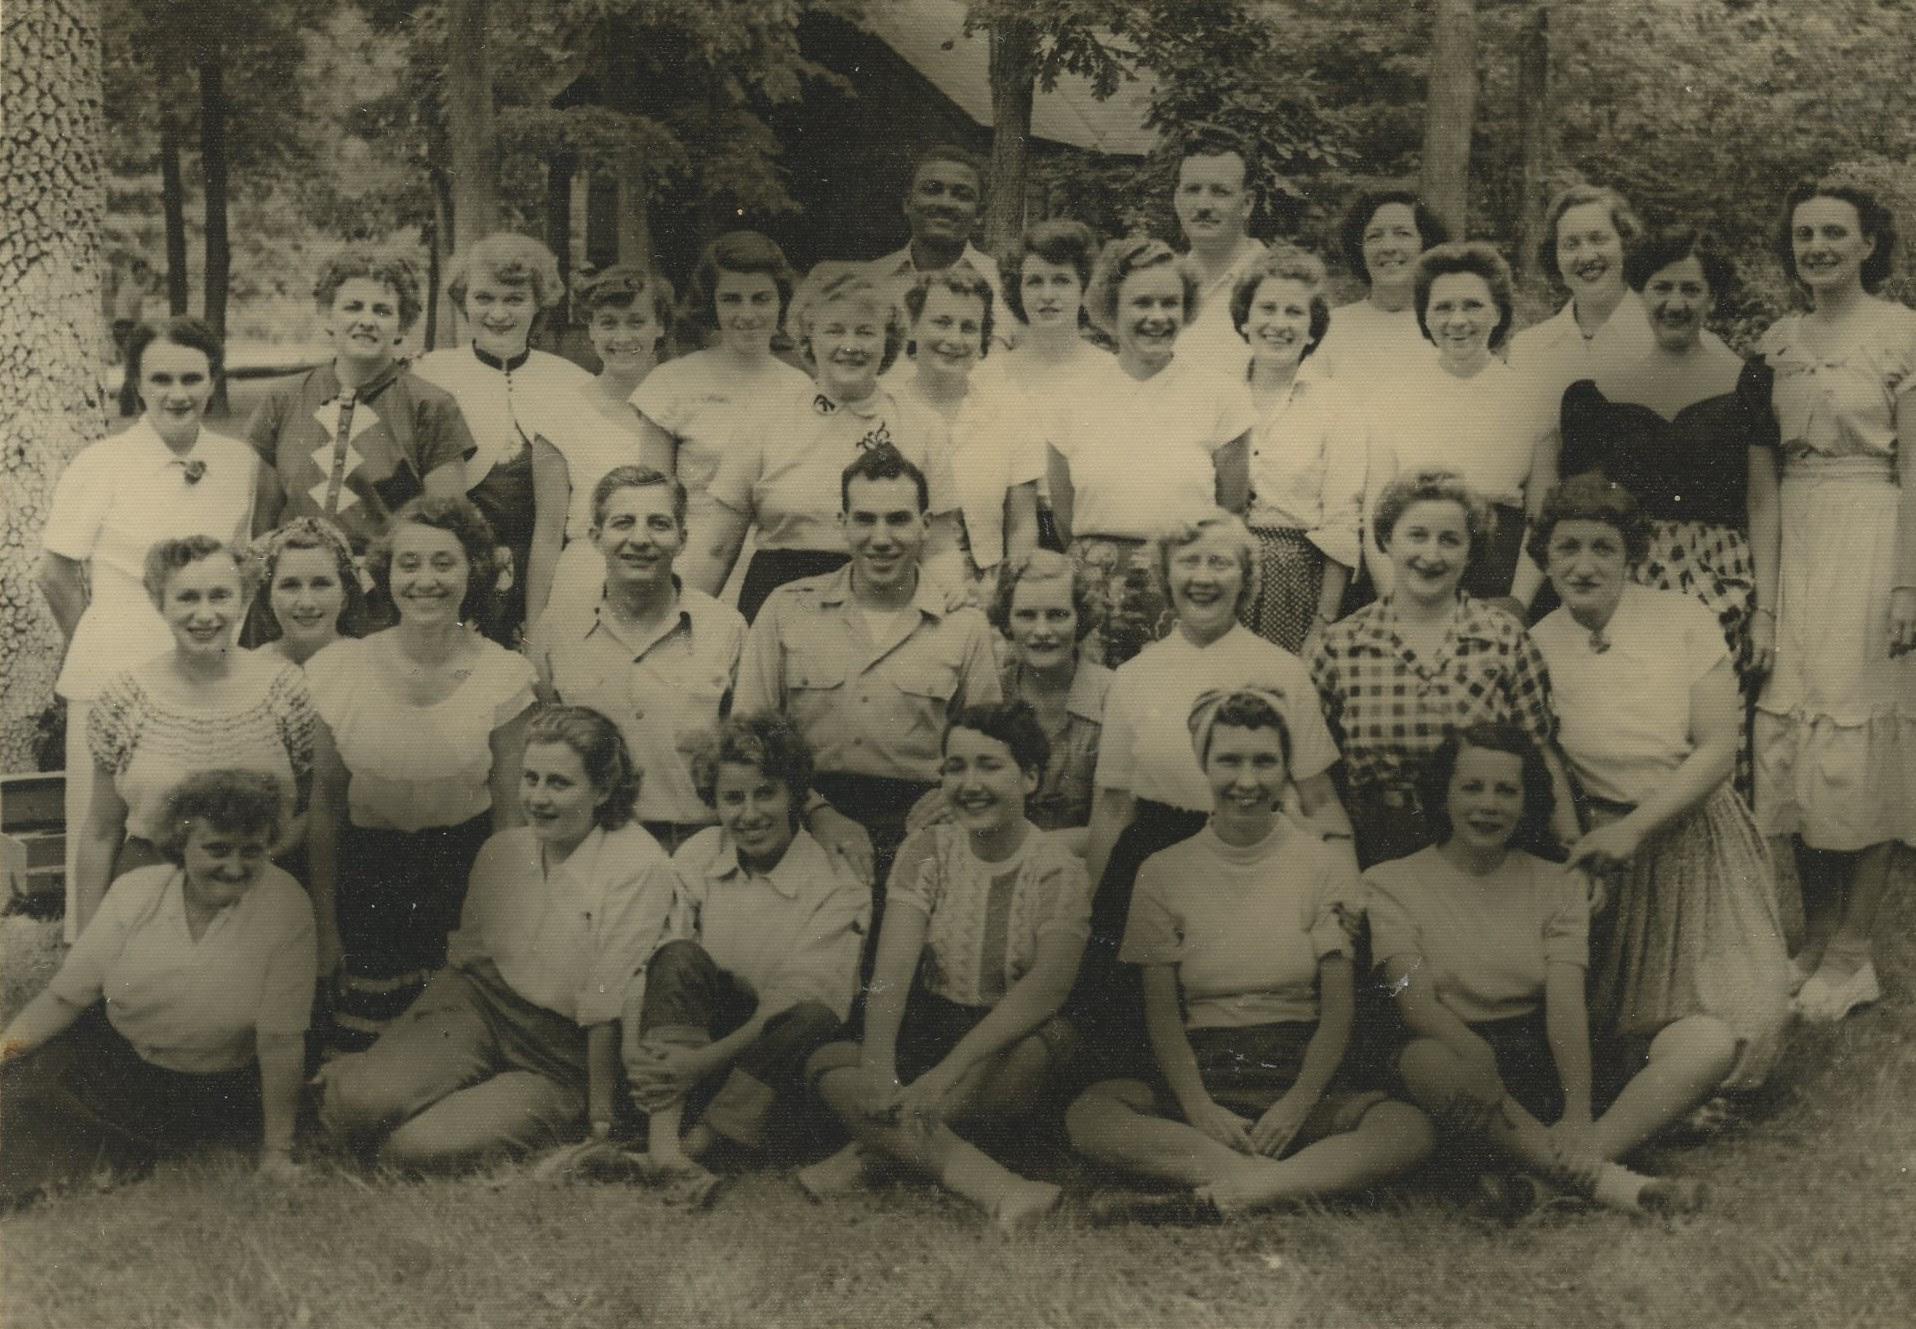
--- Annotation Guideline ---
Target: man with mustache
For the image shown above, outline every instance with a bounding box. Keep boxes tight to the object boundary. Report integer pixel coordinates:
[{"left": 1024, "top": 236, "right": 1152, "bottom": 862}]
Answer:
[
  {"left": 1170, "top": 130, "right": 1268, "bottom": 378},
  {"left": 866, "top": 145, "right": 1009, "bottom": 345}
]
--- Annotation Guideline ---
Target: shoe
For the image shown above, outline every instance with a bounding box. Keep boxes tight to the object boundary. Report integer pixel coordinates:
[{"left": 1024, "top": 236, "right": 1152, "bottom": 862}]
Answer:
[
  {"left": 1471, "top": 1171, "right": 1549, "bottom": 1224},
  {"left": 1085, "top": 1187, "right": 1223, "bottom": 1227},
  {"left": 1793, "top": 961, "right": 1880, "bottom": 1023},
  {"left": 793, "top": 1145, "right": 874, "bottom": 1203}
]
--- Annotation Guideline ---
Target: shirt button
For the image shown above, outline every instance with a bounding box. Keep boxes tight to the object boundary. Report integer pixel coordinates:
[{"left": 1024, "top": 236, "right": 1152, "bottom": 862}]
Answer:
[{"left": 633, "top": 708, "right": 645, "bottom": 720}]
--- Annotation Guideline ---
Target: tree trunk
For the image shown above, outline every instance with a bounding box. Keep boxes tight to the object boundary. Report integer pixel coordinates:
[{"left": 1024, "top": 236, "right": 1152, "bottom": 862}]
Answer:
[
  {"left": 614, "top": 156, "right": 652, "bottom": 272},
  {"left": 1515, "top": 6, "right": 1550, "bottom": 289},
  {"left": 1420, "top": 0, "right": 1479, "bottom": 237},
  {"left": 198, "top": 47, "right": 230, "bottom": 413},
  {"left": 446, "top": 0, "right": 499, "bottom": 252},
  {"left": 546, "top": 150, "right": 575, "bottom": 293},
  {"left": 159, "top": 104, "right": 189, "bottom": 315},
  {"left": 584, "top": 171, "right": 618, "bottom": 270},
  {"left": 985, "top": 13, "right": 1039, "bottom": 255},
  {"left": 1, "top": 0, "right": 112, "bottom": 772},
  {"left": 429, "top": 168, "right": 455, "bottom": 349}
]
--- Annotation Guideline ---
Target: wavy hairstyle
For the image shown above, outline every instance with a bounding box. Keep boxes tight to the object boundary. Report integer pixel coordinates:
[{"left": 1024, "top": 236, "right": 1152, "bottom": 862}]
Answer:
[
  {"left": 1421, "top": 721, "right": 1561, "bottom": 859},
  {"left": 999, "top": 219, "right": 1099, "bottom": 325},
  {"left": 366, "top": 496, "right": 502, "bottom": 626},
  {"left": 1526, "top": 473, "right": 1652, "bottom": 570},
  {"left": 1086, "top": 237, "right": 1201, "bottom": 338},
  {"left": 251, "top": 517, "right": 365, "bottom": 641},
  {"left": 524, "top": 705, "right": 640, "bottom": 830},
  {"left": 446, "top": 232, "right": 565, "bottom": 311},
  {"left": 1229, "top": 246, "right": 1332, "bottom": 359},
  {"left": 1538, "top": 184, "right": 1644, "bottom": 289},
  {"left": 988, "top": 548, "right": 1101, "bottom": 643},
  {"left": 690, "top": 712, "right": 816, "bottom": 826},
  {"left": 1413, "top": 242, "right": 1516, "bottom": 351},
  {"left": 142, "top": 535, "right": 255, "bottom": 610},
  {"left": 1337, "top": 189, "right": 1451, "bottom": 286},
  {"left": 945, "top": 700, "right": 1051, "bottom": 779},
  {"left": 152, "top": 769, "right": 285, "bottom": 862},
  {"left": 1372, "top": 470, "right": 1494, "bottom": 571},
  {"left": 903, "top": 270, "right": 996, "bottom": 358},
  {"left": 1776, "top": 179, "right": 1898, "bottom": 294},
  {"left": 313, "top": 248, "right": 423, "bottom": 331}
]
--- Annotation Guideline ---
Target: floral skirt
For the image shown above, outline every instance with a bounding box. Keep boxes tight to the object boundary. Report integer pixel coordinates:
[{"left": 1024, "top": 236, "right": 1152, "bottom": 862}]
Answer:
[
  {"left": 1243, "top": 526, "right": 1326, "bottom": 654},
  {"left": 1587, "top": 785, "right": 1791, "bottom": 1092},
  {"left": 1636, "top": 519, "right": 1757, "bottom": 798}
]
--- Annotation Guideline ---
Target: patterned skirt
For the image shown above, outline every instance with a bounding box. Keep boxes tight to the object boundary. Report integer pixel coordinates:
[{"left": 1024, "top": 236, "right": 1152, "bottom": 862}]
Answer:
[
  {"left": 1243, "top": 526, "right": 1326, "bottom": 654},
  {"left": 1587, "top": 784, "right": 1791, "bottom": 1093},
  {"left": 1069, "top": 535, "right": 1173, "bottom": 669}
]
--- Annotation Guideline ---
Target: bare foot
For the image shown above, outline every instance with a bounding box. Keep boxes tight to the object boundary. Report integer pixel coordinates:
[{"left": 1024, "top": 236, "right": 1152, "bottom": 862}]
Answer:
[{"left": 992, "top": 1179, "right": 1062, "bottom": 1232}]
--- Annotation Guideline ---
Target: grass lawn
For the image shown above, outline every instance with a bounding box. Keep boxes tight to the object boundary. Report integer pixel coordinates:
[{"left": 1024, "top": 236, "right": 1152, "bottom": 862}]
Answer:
[{"left": 3, "top": 857, "right": 1914, "bottom": 1329}]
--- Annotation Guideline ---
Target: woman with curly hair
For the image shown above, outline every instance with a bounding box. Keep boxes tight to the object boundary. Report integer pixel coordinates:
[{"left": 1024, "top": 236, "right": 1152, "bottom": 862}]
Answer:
[
  {"left": 305, "top": 497, "right": 537, "bottom": 1049},
  {"left": 250, "top": 517, "right": 365, "bottom": 667},
  {"left": 1315, "top": 188, "right": 1451, "bottom": 390},
  {"left": 319, "top": 706, "right": 667, "bottom": 1171}
]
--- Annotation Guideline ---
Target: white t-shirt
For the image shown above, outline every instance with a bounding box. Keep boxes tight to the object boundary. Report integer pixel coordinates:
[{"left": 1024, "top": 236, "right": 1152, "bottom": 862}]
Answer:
[
  {"left": 1314, "top": 301, "right": 1432, "bottom": 402},
  {"left": 1366, "top": 354, "right": 1549, "bottom": 509},
  {"left": 899, "top": 362, "right": 1044, "bottom": 572},
  {"left": 631, "top": 350, "right": 813, "bottom": 511}
]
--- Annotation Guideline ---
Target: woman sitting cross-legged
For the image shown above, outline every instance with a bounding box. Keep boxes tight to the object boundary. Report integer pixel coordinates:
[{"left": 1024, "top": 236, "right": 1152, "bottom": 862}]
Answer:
[
  {"left": 1370, "top": 723, "right": 1719, "bottom": 1218},
  {"left": 622, "top": 713, "right": 869, "bottom": 1205},
  {"left": 0, "top": 771, "right": 313, "bottom": 1204},
  {"left": 317, "top": 706, "right": 668, "bottom": 1172},
  {"left": 1066, "top": 689, "right": 1433, "bottom": 1224},
  {"left": 803, "top": 701, "right": 1090, "bottom": 1230}
]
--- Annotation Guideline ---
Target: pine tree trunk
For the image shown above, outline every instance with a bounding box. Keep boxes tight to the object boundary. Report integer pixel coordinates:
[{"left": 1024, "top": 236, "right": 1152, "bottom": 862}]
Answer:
[
  {"left": 985, "top": 14, "right": 1038, "bottom": 255},
  {"left": 1420, "top": 0, "right": 1479, "bottom": 237},
  {"left": 159, "top": 104, "right": 189, "bottom": 315},
  {"left": 1, "top": 0, "right": 111, "bottom": 773},
  {"left": 446, "top": 0, "right": 500, "bottom": 251},
  {"left": 199, "top": 47, "right": 230, "bottom": 413},
  {"left": 1515, "top": 7, "right": 1551, "bottom": 289}
]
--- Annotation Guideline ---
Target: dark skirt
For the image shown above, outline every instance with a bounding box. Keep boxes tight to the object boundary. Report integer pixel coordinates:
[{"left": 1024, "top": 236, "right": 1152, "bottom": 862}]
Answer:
[
  {"left": 1462, "top": 501, "right": 1527, "bottom": 601},
  {"left": 738, "top": 549, "right": 850, "bottom": 624},
  {"left": 468, "top": 446, "right": 535, "bottom": 646}
]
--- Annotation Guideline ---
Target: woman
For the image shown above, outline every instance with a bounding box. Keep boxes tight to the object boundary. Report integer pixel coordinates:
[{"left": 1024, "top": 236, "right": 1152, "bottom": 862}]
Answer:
[
  {"left": 533, "top": 266, "right": 662, "bottom": 628},
  {"left": 1552, "top": 227, "right": 1777, "bottom": 793},
  {"left": 894, "top": 271, "right": 1041, "bottom": 587},
  {"left": 1315, "top": 189, "right": 1451, "bottom": 390},
  {"left": 38, "top": 316, "right": 258, "bottom": 940},
  {"left": 1310, "top": 471, "right": 1577, "bottom": 868},
  {"left": 635, "top": 231, "right": 810, "bottom": 522},
  {"left": 73, "top": 538, "right": 315, "bottom": 937},
  {"left": 1750, "top": 180, "right": 1916, "bottom": 1021},
  {"left": 251, "top": 517, "right": 365, "bottom": 667},
  {"left": 0, "top": 770, "right": 314, "bottom": 1203},
  {"left": 687, "top": 268, "right": 957, "bottom": 621},
  {"left": 1074, "top": 510, "right": 1345, "bottom": 1074},
  {"left": 1231, "top": 248, "right": 1367, "bottom": 653},
  {"left": 1372, "top": 725, "right": 1715, "bottom": 1217},
  {"left": 1067, "top": 690, "right": 1432, "bottom": 1224},
  {"left": 306, "top": 497, "right": 537, "bottom": 1050},
  {"left": 413, "top": 232, "right": 601, "bottom": 643},
  {"left": 1364, "top": 244, "right": 1551, "bottom": 605},
  {"left": 1046, "top": 238, "right": 1256, "bottom": 665},
  {"left": 1529, "top": 475, "right": 1790, "bottom": 1099},
  {"left": 805, "top": 703, "right": 1089, "bottom": 1231},
  {"left": 318, "top": 707, "right": 666, "bottom": 1171}
]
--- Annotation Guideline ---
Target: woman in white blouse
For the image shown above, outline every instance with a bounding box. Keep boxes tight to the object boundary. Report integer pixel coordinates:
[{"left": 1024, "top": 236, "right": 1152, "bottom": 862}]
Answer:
[{"left": 1315, "top": 189, "right": 1451, "bottom": 390}]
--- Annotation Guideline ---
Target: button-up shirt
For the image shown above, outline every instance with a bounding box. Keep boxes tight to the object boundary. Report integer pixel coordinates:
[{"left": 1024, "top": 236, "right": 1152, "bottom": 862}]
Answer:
[
  {"left": 736, "top": 567, "right": 1002, "bottom": 783},
  {"left": 1247, "top": 367, "right": 1370, "bottom": 571},
  {"left": 1001, "top": 655, "right": 1111, "bottom": 831},
  {"left": 1308, "top": 596, "right": 1556, "bottom": 802},
  {"left": 1508, "top": 291, "right": 1680, "bottom": 428},
  {"left": 527, "top": 583, "right": 746, "bottom": 826},
  {"left": 447, "top": 823, "right": 671, "bottom": 1027},
  {"left": 659, "top": 828, "right": 869, "bottom": 1021}
]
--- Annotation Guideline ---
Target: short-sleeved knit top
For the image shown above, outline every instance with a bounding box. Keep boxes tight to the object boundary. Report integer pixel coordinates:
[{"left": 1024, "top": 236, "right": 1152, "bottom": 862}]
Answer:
[
  {"left": 887, "top": 821, "right": 1091, "bottom": 1009},
  {"left": 631, "top": 350, "right": 813, "bottom": 510},
  {"left": 88, "top": 655, "right": 316, "bottom": 842},
  {"left": 305, "top": 634, "right": 537, "bottom": 832}
]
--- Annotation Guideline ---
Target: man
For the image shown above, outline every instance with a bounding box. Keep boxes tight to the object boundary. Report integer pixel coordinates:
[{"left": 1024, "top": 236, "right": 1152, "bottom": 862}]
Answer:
[
  {"left": 736, "top": 446, "right": 1001, "bottom": 900},
  {"left": 1169, "top": 133, "right": 1267, "bottom": 376},
  {"left": 866, "top": 145, "right": 1009, "bottom": 342}
]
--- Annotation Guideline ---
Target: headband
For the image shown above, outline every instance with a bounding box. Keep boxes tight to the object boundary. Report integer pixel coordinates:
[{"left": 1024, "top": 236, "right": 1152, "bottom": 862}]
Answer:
[{"left": 1186, "top": 685, "right": 1291, "bottom": 762}]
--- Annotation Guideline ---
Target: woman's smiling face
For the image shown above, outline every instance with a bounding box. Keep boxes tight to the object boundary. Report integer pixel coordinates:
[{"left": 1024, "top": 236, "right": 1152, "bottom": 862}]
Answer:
[{"left": 1387, "top": 499, "right": 1471, "bottom": 606}]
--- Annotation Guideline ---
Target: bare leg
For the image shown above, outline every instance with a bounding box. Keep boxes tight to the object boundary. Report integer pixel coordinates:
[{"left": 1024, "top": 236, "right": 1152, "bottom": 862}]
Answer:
[
  {"left": 1065, "top": 1079, "right": 1253, "bottom": 1188},
  {"left": 1208, "top": 1101, "right": 1433, "bottom": 1213},
  {"left": 646, "top": 1101, "right": 689, "bottom": 1163},
  {"left": 1799, "top": 842, "right": 1897, "bottom": 1019},
  {"left": 1590, "top": 1017, "right": 1735, "bottom": 1161}
]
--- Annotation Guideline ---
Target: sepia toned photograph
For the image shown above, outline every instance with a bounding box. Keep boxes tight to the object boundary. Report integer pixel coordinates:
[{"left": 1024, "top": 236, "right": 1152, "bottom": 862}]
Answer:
[{"left": 2, "top": 1, "right": 1913, "bottom": 1325}]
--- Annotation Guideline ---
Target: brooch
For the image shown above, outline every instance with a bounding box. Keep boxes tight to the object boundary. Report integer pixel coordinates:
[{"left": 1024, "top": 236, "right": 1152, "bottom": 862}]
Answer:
[{"left": 182, "top": 458, "right": 207, "bottom": 485}]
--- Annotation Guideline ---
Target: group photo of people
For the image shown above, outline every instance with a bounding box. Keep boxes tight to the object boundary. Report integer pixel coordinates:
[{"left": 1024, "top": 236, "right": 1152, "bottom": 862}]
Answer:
[{"left": 5, "top": 0, "right": 1916, "bottom": 1300}]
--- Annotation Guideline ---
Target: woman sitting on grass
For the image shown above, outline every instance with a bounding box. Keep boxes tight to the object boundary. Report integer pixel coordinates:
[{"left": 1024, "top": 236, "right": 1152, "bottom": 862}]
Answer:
[
  {"left": 0, "top": 770, "right": 313, "bottom": 1204},
  {"left": 317, "top": 707, "right": 667, "bottom": 1172},
  {"left": 803, "top": 701, "right": 1089, "bottom": 1230},
  {"left": 1066, "top": 689, "right": 1433, "bottom": 1224},
  {"left": 1369, "top": 723, "right": 1719, "bottom": 1218},
  {"left": 624, "top": 713, "right": 869, "bottom": 1206}
]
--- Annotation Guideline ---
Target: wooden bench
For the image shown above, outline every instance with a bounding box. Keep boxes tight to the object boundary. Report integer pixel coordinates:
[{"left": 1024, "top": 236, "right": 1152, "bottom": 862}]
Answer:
[{"left": 1, "top": 771, "right": 65, "bottom": 910}]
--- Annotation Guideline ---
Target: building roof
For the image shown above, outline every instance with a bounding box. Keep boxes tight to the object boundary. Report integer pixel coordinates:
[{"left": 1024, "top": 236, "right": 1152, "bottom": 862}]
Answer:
[{"left": 861, "top": 0, "right": 1160, "bottom": 157}]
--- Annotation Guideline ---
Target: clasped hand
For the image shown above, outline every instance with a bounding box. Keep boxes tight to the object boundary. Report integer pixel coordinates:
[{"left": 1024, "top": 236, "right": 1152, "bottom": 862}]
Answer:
[{"left": 627, "top": 1041, "right": 712, "bottom": 1112}]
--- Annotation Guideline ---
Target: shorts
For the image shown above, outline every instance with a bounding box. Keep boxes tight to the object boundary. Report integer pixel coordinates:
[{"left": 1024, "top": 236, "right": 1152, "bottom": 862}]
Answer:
[
  {"left": 809, "top": 990, "right": 1080, "bottom": 1092},
  {"left": 1145, "top": 1021, "right": 1387, "bottom": 1152},
  {"left": 1461, "top": 1012, "right": 1652, "bottom": 1125}
]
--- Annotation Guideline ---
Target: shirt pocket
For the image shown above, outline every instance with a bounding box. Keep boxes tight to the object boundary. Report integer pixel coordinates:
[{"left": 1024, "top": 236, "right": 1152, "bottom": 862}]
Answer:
[{"left": 784, "top": 645, "right": 849, "bottom": 697}]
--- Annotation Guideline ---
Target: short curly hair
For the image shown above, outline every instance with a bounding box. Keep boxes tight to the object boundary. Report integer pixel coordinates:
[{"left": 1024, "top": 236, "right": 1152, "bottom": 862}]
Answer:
[
  {"left": 1153, "top": 508, "right": 1260, "bottom": 621},
  {"left": 1538, "top": 184, "right": 1644, "bottom": 289},
  {"left": 1623, "top": 225, "right": 1738, "bottom": 297},
  {"left": 252, "top": 517, "right": 366, "bottom": 642},
  {"left": 313, "top": 248, "right": 423, "bottom": 331},
  {"left": 1337, "top": 189, "right": 1451, "bottom": 287},
  {"left": 841, "top": 443, "right": 929, "bottom": 514},
  {"left": 903, "top": 270, "right": 996, "bottom": 359},
  {"left": 143, "top": 536, "right": 256, "bottom": 610},
  {"left": 945, "top": 700, "right": 1051, "bottom": 779},
  {"left": 446, "top": 232, "right": 564, "bottom": 311},
  {"left": 574, "top": 264, "right": 675, "bottom": 328},
  {"left": 152, "top": 769, "right": 285, "bottom": 864},
  {"left": 1228, "top": 247, "right": 1332, "bottom": 359},
  {"left": 1421, "top": 722, "right": 1561, "bottom": 860},
  {"left": 792, "top": 267, "right": 908, "bottom": 375},
  {"left": 1413, "top": 242, "right": 1517, "bottom": 351},
  {"left": 524, "top": 705, "right": 640, "bottom": 831},
  {"left": 690, "top": 712, "right": 815, "bottom": 824},
  {"left": 988, "top": 548, "right": 1101, "bottom": 643},
  {"left": 1086, "top": 237, "right": 1201, "bottom": 339},
  {"left": 1776, "top": 179, "right": 1898, "bottom": 294},
  {"left": 681, "top": 231, "right": 798, "bottom": 336},
  {"left": 367, "top": 496, "right": 502, "bottom": 626},
  {"left": 1000, "top": 219, "right": 1099, "bottom": 325},
  {"left": 1526, "top": 472, "right": 1652, "bottom": 570},
  {"left": 1373, "top": 470, "right": 1494, "bottom": 571}
]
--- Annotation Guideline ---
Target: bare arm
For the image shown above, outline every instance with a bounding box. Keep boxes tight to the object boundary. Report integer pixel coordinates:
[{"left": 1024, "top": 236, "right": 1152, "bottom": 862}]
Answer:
[
  {"left": 681, "top": 501, "right": 752, "bottom": 597},
  {"left": 1142, "top": 962, "right": 1251, "bottom": 1151},
  {"left": 72, "top": 757, "right": 127, "bottom": 937},
  {"left": 1543, "top": 959, "right": 1593, "bottom": 1124},
  {"left": 422, "top": 458, "right": 469, "bottom": 503},
  {"left": 256, "top": 1031, "right": 306, "bottom": 1163},
  {"left": 859, "top": 899, "right": 931, "bottom": 1087},
  {"left": 586, "top": 1022, "right": 620, "bottom": 1136},
  {"left": 1046, "top": 446, "right": 1076, "bottom": 546},
  {"left": 488, "top": 706, "right": 532, "bottom": 833},
  {"left": 0, "top": 989, "right": 88, "bottom": 1064},
  {"left": 1213, "top": 432, "right": 1251, "bottom": 515},
  {"left": 910, "top": 926, "right": 1081, "bottom": 1105},
  {"left": 525, "top": 438, "right": 571, "bottom": 633},
  {"left": 1541, "top": 744, "right": 1582, "bottom": 852},
  {"left": 1082, "top": 785, "right": 1137, "bottom": 899},
  {"left": 638, "top": 417, "right": 680, "bottom": 478},
  {"left": 1746, "top": 445, "right": 1781, "bottom": 677},
  {"left": 36, "top": 551, "right": 88, "bottom": 643},
  {"left": 306, "top": 719, "right": 347, "bottom": 978}
]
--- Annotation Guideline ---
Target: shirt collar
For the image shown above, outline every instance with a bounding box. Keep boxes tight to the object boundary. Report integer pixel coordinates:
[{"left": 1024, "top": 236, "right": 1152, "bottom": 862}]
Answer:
[
  {"left": 471, "top": 342, "right": 532, "bottom": 373},
  {"left": 586, "top": 579, "right": 693, "bottom": 655},
  {"left": 882, "top": 242, "right": 997, "bottom": 281},
  {"left": 1352, "top": 596, "right": 1500, "bottom": 654},
  {"left": 124, "top": 416, "right": 208, "bottom": 474},
  {"left": 814, "top": 564, "right": 944, "bottom": 621},
  {"left": 710, "top": 827, "right": 828, "bottom": 899},
  {"left": 317, "top": 358, "right": 406, "bottom": 403},
  {"left": 543, "top": 825, "right": 609, "bottom": 907}
]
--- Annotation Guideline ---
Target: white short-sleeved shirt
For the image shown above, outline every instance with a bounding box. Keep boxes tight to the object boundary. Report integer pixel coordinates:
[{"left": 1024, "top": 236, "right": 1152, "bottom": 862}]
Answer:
[
  {"left": 1176, "top": 240, "right": 1268, "bottom": 379},
  {"left": 1313, "top": 301, "right": 1433, "bottom": 401},
  {"left": 1121, "top": 817, "right": 1360, "bottom": 1028},
  {"left": 632, "top": 351, "right": 813, "bottom": 512},
  {"left": 1048, "top": 353, "right": 1257, "bottom": 540},
  {"left": 412, "top": 347, "right": 600, "bottom": 510},
  {"left": 50, "top": 862, "right": 316, "bottom": 1073},
  {"left": 1531, "top": 583, "right": 1727, "bottom": 806},
  {"left": 1095, "top": 624, "right": 1338, "bottom": 811},
  {"left": 900, "top": 364, "right": 1044, "bottom": 573},
  {"left": 1247, "top": 368, "right": 1370, "bottom": 570},
  {"left": 305, "top": 634, "right": 537, "bottom": 832},
  {"left": 1365, "top": 846, "right": 1588, "bottom": 1024},
  {"left": 41, "top": 420, "right": 258, "bottom": 700},
  {"left": 1366, "top": 354, "right": 1549, "bottom": 509},
  {"left": 707, "top": 377, "right": 956, "bottom": 553}
]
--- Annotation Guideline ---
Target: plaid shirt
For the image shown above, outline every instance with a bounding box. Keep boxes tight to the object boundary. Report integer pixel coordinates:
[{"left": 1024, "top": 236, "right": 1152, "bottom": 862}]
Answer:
[{"left": 1308, "top": 597, "right": 1555, "bottom": 803}]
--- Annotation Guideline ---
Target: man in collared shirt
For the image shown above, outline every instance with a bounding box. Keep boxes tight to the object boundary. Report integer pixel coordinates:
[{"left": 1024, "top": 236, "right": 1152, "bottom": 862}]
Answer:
[
  {"left": 526, "top": 465, "right": 745, "bottom": 852},
  {"left": 1171, "top": 132, "right": 1268, "bottom": 377},
  {"left": 865, "top": 144, "right": 1009, "bottom": 343},
  {"left": 736, "top": 446, "right": 1001, "bottom": 891}
]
